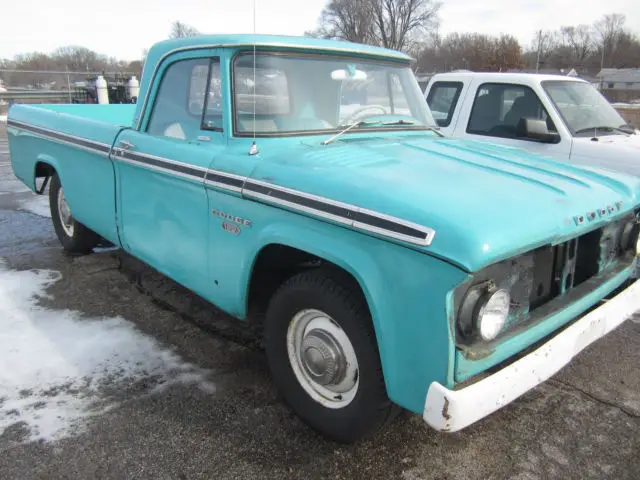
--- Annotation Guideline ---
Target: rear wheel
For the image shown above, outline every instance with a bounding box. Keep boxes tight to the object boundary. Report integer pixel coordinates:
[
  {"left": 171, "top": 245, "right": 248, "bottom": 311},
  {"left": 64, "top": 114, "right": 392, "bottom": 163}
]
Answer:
[
  {"left": 264, "top": 269, "right": 399, "bottom": 443},
  {"left": 49, "top": 173, "right": 100, "bottom": 254}
]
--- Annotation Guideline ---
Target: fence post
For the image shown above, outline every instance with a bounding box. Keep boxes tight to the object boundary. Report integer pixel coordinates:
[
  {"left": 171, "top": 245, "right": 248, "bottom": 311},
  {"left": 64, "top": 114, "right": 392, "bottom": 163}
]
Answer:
[{"left": 66, "top": 65, "right": 72, "bottom": 103}]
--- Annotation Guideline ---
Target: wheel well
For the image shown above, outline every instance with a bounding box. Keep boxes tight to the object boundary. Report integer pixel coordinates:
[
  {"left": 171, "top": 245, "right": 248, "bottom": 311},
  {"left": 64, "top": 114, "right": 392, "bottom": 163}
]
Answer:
[
  {"left": 34, "top": 162, "right": 56, "bottom": 194},
  {"left": 35, "top": 161, "right": 55, "bottom": 178},
  {"left": 246, "top": 244, "right": 367, "bottom": 322}
]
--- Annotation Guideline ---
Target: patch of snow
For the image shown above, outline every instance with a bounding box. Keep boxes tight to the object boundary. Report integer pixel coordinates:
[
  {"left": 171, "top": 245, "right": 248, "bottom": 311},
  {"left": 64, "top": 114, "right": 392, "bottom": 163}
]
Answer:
[
  {"left": 613, "top": 103, "right": 640, "bottom": 109},
  {"left": 17, "top": 193, "right": 51, "bottom": 218},
  {"left": 0, "top": 260, "right": 215, "bottom": 443}
]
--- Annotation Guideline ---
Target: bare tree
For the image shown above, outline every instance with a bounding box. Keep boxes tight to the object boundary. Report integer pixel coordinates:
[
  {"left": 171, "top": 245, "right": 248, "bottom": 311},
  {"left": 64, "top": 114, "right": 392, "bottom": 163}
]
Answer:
[
  {"left": 560, "top": 25, "right": 593, "bottom": 66},
  {"left": 306, "top": 0, "right": 374, "bottom": 44},
  {"left": 594, "top": 13, "right": 626, "bottom": 67},
  {"left": 530, "top": 30, "right": 561, "bottom": 70},
  {"left": 52, "top": 46, "right": 108, "bottom": 72},
  {"left": 170, "top": 21, "right": 200, "bottom": 39},
  {"left": 371, "top": 0, "right": 441, "bottom": 51},
  {"left": 308, "top": 0, "right": 441, "bottom": 52},
  {"left": 417, "top": 32, "right": 523, "bottom": 72}
]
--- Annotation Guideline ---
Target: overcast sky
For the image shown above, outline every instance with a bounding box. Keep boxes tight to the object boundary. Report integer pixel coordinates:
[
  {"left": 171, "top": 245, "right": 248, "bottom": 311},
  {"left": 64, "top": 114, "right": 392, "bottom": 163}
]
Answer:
[{"left": 0, "top": 0, "right": 638, "bottom": 61}]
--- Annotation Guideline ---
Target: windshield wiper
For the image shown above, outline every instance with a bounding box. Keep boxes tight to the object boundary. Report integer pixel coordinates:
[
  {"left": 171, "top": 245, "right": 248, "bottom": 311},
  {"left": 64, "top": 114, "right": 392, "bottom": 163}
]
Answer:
[
  {"left": 321, "top": 119, "right": 444, "bottom": 145},
  {"left": 574, "top": 125, "right": 631, "bottom": 135},
  {"left": 619, "top": 123, "right": 637, "bottom": 134}
]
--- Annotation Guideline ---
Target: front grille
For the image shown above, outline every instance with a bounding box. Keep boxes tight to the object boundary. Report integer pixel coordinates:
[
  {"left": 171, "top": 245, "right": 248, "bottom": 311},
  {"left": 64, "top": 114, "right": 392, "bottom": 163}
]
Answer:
[
  {"left": 529, "top": 221, "right": 629, "bottom": 314},
  {"left": 454, "top": 211, "right": 639, "bottom": 347}
]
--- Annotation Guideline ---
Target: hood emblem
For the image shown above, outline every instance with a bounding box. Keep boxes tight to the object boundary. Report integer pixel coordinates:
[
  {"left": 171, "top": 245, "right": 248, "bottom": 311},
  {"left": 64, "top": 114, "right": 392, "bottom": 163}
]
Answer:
[{"left": 574, "top": 201, "right": 623, "bottom": 226}]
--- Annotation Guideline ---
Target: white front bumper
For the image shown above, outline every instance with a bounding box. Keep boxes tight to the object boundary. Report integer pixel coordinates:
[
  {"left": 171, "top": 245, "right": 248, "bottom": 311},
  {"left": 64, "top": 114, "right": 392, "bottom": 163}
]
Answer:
[{"left": 423, "top": 279, "right": 640, "bottom": 432}]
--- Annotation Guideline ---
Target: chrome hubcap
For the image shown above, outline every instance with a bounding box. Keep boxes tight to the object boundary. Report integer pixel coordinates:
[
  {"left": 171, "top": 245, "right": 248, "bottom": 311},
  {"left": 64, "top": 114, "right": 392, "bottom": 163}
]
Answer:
[
  {"left": 57, "top": 187, "right": 74, "bottom": 237},
  {"left": 301, "top": 329, "right": 346, "bottom": 386},
  {"left": 287, "top": 309, "right": 359, "bottom": 408}
]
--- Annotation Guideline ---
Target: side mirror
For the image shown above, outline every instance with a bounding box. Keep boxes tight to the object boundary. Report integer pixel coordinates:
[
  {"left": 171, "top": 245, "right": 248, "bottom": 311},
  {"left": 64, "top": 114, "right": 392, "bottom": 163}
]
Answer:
[{"left": 517, "top": 118, "right": 561, "bottom": 144}]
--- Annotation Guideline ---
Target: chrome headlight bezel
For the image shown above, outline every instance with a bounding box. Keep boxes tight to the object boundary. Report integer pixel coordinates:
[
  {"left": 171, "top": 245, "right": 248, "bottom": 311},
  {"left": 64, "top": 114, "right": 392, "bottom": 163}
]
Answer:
[{"left": 457, "top": 282, "right": 511, "bottom": 342}]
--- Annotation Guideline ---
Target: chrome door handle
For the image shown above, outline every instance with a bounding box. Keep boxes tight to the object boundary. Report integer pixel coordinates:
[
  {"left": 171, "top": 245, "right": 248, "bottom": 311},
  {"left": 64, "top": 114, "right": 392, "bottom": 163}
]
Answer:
[{"left": 118, "top": 140, "right": 136, "bottom": 150}]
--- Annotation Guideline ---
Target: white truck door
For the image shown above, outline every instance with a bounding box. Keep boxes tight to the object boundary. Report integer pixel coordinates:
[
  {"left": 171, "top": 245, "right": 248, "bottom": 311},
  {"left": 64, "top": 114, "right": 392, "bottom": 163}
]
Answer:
[{"left": 456, "top": 79, "right": 572, "bottom": 160}]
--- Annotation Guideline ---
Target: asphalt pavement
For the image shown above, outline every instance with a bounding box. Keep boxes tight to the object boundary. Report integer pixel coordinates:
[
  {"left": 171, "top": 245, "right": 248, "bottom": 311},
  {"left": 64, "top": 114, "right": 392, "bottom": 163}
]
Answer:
[{"left": 0, "top": 125, "right": 639, "bottom": 480}]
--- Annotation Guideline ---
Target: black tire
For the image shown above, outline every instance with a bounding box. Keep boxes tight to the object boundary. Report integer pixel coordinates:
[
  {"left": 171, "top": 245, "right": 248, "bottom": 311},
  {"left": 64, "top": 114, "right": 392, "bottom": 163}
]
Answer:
[
  {"left": 49, "top": 173, "right": 100, "bottom": 254},
  {"left": 264, "top": 268, "right": 399, "bottom": 443}
]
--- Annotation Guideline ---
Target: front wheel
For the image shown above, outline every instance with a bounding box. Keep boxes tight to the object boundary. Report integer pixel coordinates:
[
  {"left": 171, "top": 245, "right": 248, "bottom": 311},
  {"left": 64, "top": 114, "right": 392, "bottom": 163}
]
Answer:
[
  {"left": 49, "top": 173, "right": 100, "bottom": 254},
  {"left": 264, "top": 269, "right": 399, "bottom": 443}
]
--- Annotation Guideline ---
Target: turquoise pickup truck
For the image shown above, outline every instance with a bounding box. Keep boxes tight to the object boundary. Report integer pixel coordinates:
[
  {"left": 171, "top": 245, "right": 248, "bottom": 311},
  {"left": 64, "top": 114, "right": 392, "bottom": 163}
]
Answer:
[{"left": 7, "top": 35, "right": 640, "bottom": 443}]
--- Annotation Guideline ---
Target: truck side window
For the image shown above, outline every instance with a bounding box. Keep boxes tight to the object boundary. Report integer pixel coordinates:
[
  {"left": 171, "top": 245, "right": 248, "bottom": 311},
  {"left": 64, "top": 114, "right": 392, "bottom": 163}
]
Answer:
[
  {"left": 467, "top": 83, "right": 556, "bottom": 139},
  {"left": 147, "top": 57, "right": 221, "bottom": 141},
  {"left": 426, "top": 81, "right": 462, "bottom": 127}
]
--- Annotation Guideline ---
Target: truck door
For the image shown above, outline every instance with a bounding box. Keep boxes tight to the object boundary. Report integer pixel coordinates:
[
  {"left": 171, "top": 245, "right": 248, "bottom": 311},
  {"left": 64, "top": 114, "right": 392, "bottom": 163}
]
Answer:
[
  {"left": 460, "top": 80, "right": 571, "bottom": 159},
  {"left": 111, "top": 53, "right": 225, "bottom": 298}
]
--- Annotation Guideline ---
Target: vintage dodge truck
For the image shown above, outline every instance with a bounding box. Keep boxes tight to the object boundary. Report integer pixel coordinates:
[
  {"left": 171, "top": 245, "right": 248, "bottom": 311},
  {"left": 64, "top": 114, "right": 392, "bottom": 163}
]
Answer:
[{"left": 7, "top": 35, "right": 640, "bottom": 443}]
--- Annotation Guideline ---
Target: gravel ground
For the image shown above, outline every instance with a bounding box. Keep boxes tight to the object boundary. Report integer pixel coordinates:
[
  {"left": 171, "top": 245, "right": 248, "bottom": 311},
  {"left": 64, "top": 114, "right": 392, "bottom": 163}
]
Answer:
[{"left": 0, "top": 126, "right": 639, "bottom": 480}]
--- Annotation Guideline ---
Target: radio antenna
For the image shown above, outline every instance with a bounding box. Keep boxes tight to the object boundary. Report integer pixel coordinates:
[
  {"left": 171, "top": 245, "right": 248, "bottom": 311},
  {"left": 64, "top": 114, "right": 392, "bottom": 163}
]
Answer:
[{"left": 248, "top": 0, "right": 259, "bottom": 155}]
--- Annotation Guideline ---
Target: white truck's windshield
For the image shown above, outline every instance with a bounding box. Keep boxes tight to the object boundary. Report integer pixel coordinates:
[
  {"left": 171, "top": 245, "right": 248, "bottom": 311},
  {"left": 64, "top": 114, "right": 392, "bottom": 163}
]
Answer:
[
  {"left": 232, "top": 52, "right": 435, "bottom": 135},
  {"left": 542, "top": 80, "right": 630, "bottom": 136}
]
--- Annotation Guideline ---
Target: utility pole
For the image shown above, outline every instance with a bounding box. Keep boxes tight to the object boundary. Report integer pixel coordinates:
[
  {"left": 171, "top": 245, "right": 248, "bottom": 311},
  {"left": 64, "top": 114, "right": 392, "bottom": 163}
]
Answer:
[
  {"left": 535, "top": 30, "right": 542, "bottom": 73},
  {"left": 599, "top": 41, "right": 605, "bottom": 91}
]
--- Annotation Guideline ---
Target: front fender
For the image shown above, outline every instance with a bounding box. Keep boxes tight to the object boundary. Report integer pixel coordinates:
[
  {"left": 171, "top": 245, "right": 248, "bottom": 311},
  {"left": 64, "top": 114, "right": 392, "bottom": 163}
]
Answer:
[{"left": 239, "top": 220, "right": 469, "bottom": 414}]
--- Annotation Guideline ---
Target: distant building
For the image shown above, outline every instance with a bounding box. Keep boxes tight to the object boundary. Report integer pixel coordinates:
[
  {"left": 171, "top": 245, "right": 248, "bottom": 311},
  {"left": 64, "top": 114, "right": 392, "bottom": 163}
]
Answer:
[{"left": 596, "top": 69, "right": 640, "bottom": 90}]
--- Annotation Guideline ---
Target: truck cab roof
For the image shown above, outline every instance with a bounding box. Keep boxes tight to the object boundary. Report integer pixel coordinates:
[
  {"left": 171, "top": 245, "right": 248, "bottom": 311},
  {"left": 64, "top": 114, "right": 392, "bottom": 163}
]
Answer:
[
  {"left": 144, "top": 34, "right": 412, "bottom": 65},
  {"left": 429, "top": 71, "right": 588, "bottom": 87}
]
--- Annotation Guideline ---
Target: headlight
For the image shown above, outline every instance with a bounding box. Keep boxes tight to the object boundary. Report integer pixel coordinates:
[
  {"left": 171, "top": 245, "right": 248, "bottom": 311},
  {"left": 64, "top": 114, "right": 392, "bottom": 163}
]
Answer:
[
  {"left": 458, "top": 284, "right": 511, "bottom": 341},
  {"left": 477, "top": 289, "right": 511, "bottom": 341},
  {"left": 636, "top": 234, "right": 640, "bottom": 256}
]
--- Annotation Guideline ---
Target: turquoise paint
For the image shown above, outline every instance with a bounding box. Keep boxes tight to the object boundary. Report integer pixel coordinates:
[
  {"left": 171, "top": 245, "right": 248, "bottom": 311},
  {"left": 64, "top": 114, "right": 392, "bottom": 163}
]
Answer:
[
  {"left": 41, "top": 104, "right": 136, "bottom": 125},
  {"left": 455, "top": 262, "right": 635, "bottom": 381},
  {"left": 7, "top": 36, "right": 640, "bottom": 416},
  {"left": 113, "top": 132, "right": 224, "bottom": 300},
  {"left": 7, "top": 105, "right": 122, "bottom": 245}
]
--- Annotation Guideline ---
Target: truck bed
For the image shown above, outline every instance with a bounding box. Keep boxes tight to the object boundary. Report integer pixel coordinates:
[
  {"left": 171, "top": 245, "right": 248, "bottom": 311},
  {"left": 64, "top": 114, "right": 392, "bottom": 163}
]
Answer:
[
  {"left": 7, "top": 103, "right": 135, "bottom": 189},
  {"left": 7, "top": 103, "right": 135, "bottom": 245},
  {"left": 39, "top": 104, "right": 136, "bottom": 125}
]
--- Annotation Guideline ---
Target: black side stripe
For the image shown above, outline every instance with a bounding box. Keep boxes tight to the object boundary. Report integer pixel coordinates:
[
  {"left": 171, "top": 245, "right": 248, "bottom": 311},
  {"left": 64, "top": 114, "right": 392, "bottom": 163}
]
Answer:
[
  {"left": 243, "top": 182, "right": 430, "bottom": 241},
  {"left": 120, "top": 150, "right": 206, "bottom": 179},
  {"left": 8, "top": 119, "right": 111, "bottom": 154},
  {"left": 205, "top": 171, "right": 245, "bottom": 189}
]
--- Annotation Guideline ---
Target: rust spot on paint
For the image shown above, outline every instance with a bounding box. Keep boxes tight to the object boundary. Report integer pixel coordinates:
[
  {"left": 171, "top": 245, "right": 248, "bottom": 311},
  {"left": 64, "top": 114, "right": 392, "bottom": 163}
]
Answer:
[
  {"left": 442, "top": 397, "right": 451, "bottom": 421},
  {"left": 460, "top": 345, "right": 495, "bottom": 361}
]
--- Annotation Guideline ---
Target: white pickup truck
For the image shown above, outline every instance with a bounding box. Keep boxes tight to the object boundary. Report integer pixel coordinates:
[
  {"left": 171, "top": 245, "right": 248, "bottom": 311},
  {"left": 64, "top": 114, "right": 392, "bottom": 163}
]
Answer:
[{"left": 424, "top": 72, "right": 640, "bottom": 177}]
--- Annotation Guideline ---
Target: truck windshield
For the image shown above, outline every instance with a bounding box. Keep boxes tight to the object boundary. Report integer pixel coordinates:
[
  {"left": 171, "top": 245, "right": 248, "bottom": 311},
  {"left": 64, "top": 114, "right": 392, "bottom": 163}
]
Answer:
[
  {"left": 232, "top": 52, "right": 435, "bottom": 136},
  {"left": 542, "top": 80, "right": 629, "bottom": 136}
]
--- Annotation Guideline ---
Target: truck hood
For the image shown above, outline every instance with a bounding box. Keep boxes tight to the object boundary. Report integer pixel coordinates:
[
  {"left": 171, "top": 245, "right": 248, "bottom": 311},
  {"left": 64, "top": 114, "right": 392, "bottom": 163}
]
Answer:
[
  {"left": 248, "top": 135, "right": 640, "bottom": 272},
  {"left": 571, "top": 133, "right": 640, "bottom": 177}
]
